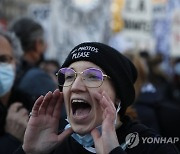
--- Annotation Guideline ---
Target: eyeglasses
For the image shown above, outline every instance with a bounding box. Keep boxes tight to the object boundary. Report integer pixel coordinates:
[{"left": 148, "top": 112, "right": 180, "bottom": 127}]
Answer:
[
  {"left": 0, "top": 55, "right": 13, "bottom": 63},
  {"left": 57, "top": 67, "right": 110, "bottom": 88}
]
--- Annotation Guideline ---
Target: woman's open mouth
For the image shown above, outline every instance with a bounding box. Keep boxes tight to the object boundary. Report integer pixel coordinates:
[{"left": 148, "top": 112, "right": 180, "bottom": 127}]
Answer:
[{"left": 71, "top": 99, "right": 92, "bottom": 119}]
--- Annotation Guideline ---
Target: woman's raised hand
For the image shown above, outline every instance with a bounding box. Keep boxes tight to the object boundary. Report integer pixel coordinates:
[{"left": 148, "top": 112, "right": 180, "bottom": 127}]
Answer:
[
  {"left": 22, "top": 89, "right": 73, "bottom": 154},
  {"left": 91, "top": 91, "right": 120, "bottom": 154}
]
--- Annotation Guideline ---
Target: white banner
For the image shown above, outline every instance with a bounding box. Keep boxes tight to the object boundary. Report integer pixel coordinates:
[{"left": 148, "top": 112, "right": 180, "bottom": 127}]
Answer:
[
  {"left": 27, "top": 4, "right": 58, "bottom": 59},
  {"left": 48, "top": 0, "right": 111, "bottom": 63},
  {"left": 122, "top": 0, "right": 153, "bottom": 40},
  {"left": 152, "top": 0, "right": 167, "bottom": 19},
  {"left": 170, "top": 9, "right": 180, "bottom": 57}
]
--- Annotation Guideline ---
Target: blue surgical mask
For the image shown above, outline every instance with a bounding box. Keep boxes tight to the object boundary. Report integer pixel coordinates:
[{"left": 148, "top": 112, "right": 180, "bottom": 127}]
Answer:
[
  {"left": 65, "top": 122, "right": 101, "bottom": 153},
  {"left": 73, "top": 125, "right": 102, "bottom": 146},
  {"left": 65, "top": 121, "right": 102, "bottom": 146},
  {"left": 0, "top": 63, "right": 15, "bottom": 97}
]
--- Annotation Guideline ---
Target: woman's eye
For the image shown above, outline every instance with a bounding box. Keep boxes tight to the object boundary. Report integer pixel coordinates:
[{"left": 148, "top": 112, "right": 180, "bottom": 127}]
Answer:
[
  {"left": 65, "top": 74, "right": 74, "bottom": 80},
  {"left": 86, "top": 74, "right": 100, "bottom": 80}
]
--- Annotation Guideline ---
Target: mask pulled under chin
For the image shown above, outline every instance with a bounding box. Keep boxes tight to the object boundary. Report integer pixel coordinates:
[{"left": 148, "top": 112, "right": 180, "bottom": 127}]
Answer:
[{"left": 65, "top": 122, "right": 102, "bottom": 148}]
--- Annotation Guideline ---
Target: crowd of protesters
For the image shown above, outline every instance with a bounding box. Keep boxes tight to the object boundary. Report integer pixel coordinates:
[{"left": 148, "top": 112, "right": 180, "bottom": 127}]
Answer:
[{"left": 0, "top": 17, "right": 179, "bottom": 153}]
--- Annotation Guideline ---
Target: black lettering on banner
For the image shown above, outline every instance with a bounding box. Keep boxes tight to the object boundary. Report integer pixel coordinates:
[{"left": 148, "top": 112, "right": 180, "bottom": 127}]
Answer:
[
  {"left": 139, "top": 0, "right": 146, "bottom": 12},
  {"left": 125, "top": 0, "right": 147, "bottom": 13},
  {"left": 153, "top": 6, "right": 166, "bottom": 13},
  {"left": 124, "top": 19, "right": 151, "bottom": 32}
]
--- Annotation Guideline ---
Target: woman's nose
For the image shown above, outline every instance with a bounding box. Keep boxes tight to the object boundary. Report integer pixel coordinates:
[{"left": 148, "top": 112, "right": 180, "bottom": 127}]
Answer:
[{"left": 71, "top": 75, "right": 86, "bottom": 92}]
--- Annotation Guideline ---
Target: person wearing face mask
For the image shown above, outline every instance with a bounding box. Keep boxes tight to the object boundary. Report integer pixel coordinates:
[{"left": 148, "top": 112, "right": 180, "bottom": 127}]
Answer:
[
  {"left": 14, "top": 42, "right": 179, "bottom": 154},
  {"left": 0, "top": 29, "right": 59, "bottom": 154},
  {"left": 0, "top": 30, "right": 33, "bottom": 154}
]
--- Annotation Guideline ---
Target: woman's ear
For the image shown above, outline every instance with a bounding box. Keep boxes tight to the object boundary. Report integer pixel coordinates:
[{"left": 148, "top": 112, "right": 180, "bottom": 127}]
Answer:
[
  {"left": 115, "top": 98, "right": 120, "bottom": 106},
  {"left": 115, "top": 98, "right": 121, "bottom": 112}
]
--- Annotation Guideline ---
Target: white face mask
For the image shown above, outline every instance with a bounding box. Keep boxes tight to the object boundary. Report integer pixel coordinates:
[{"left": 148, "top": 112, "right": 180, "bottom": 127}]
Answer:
[{"left": 0, "top": 63, "right": 15, "bottom": 97}]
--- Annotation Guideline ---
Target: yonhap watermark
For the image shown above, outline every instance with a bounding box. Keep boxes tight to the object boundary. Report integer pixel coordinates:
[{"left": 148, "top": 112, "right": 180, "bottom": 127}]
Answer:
[
  {"left": 142, "top": 136, "right": 179, "bottom": 144},
  {"left": 123, "top": 132, "right": 179, "bottom": 149},
  {"left": 125, "top": 132, "right": 139, "bottom": 149}
]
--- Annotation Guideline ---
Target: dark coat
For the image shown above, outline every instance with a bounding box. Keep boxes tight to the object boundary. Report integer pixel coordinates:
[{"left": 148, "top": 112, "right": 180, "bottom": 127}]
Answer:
[{"left": 14, "top": 116, "right": 180, "bottom": 154}]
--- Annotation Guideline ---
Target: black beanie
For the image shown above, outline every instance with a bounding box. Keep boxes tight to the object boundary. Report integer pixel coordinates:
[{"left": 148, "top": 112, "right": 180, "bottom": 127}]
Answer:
[{"left": 60, "top": 42, "right": 137, "bottom": 116}]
